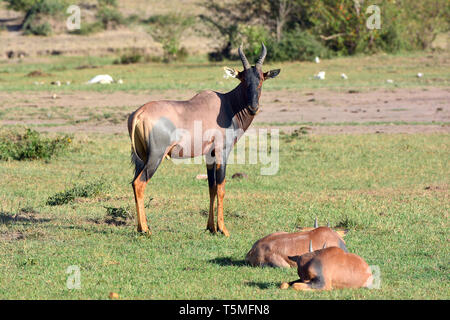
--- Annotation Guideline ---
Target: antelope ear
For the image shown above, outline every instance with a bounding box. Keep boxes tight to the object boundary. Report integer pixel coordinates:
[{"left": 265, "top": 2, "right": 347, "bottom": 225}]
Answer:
[
  {"left": 224, "top": 67, "right": 239, "bottom": 79},
  {"left": 264, "top": 69, "right": 281, "bottom": 80}
]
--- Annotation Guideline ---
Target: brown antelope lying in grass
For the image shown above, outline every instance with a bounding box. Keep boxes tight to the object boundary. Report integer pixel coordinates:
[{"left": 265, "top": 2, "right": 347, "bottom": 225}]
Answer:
[
  {"left": 245, "top": 219, "right": 348, "bottom": 268},
  {"left": 280, "top": 244, "right": 373, "bottom": 291}
]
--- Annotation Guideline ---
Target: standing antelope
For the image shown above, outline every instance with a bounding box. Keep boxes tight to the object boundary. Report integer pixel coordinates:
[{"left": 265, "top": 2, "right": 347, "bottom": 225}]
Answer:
[{"left": 128, "top": 44, "right": 280, "bottom": 236}]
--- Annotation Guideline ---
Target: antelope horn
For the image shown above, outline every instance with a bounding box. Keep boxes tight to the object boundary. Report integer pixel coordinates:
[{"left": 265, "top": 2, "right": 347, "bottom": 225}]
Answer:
[
  {"left": 238, "top": 44, "right": 250, "bottom": 70},
  {"left": 314, "top": 217, "right": 318, "bottom": 228},
  {"left": 323, "top": 242, "right": 327, "bottom": 249},
  {"left": 255, "top": 43, "right": 267, "bottom": 69},
  {"left": 309, "top": 240, "right": 313, "bottom": 253}
]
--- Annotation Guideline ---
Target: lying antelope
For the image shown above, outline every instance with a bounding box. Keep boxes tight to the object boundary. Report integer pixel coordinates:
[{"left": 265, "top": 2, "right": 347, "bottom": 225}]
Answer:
[
  {"left": 281, "top": 245, "right": 373, "bottom": 291},
  {"left": 245, "top": 219, "right": 347, "bottom": 268},
  {"left": 128, "top": 44, "right": 280, "bottom": 235}
]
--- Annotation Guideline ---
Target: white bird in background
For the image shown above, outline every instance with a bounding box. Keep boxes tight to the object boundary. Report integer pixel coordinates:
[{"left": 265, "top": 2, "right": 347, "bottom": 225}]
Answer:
[
  {"left": 315, "top": 71, "right": 326, "bottom": 80},
  {"left": 87, "top": 74, "right": 114, "bottom": 84},
  {"left": 341, "top": 73, "right": 348, "bottom": 80},
  {"left": 315, "top": 56, "right": 320, "bottom": 64}
]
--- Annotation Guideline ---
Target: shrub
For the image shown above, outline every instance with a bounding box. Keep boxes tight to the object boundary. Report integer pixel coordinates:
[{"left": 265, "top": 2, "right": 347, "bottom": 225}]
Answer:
[
  {"left": 96, "top": 5, "right": 125, "bottom": 29},
  {"left": 23, "top": 21, "right": 52, "bottom": 36},
  {"left": 104, "top": 205, "right": 133, "bottom": 225},
  {"left": 114, "top": 49, "right": 143, "bottom": 64},
  {"left": 0, "top": 128, "right": 71, "bottom": 161},
  {"left": 2, "top": 0, "right": 37, "bottom": 12},
  {"left": 238, "top": 25, "right": 330, "bottom": 62},
  {"left": 18, "top": 0, "right": 67, "bottom": 36},
  {"left": 46, "top": 179, "right": 109, "bottom": 206},
  {"left": 268, "top": 28, "right": 331, "bottom": 61},
  {"left": 145, "top": 14, "right": 194, "bottom": 63}
]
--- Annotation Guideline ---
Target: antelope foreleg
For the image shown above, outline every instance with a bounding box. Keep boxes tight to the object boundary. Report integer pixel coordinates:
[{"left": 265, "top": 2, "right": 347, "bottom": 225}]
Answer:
[
  {"left": 206, "top": 163, "right": 217, "bottom": 233},
  {"left": 216, "top": 163, "right": 229, "bottom": 237}
]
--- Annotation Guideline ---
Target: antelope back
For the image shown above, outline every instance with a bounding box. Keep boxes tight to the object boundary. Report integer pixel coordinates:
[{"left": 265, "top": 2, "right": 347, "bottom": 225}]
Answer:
[{"left": 245, "top": 227, "right": 347, "bottom": 267}]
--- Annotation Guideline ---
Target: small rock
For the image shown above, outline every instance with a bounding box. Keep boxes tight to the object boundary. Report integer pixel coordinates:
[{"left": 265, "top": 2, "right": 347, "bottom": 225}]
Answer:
[
  {"left": 386, "top": 79, "right": 394, "bottom": 84},
  {"left": 280, "top": 282, "right": 289, "bottom": 290},
  {"left": 117, "top": 79, "right": 123, "bottom": 84},
  {"left": 51, "top": 94, "right": 57, "bottom": 99},
  {"left": 341, "top": 73, "right": 348, "bottom": 80},
  {"left": 196, "top": 174, "right": 208, "bottom": 180},
  {"left": 417, "top": 73, "right": 423, "bottom": 78},
  {"left": 109, "top": 292, "right": 119, "bottom": 299},
  {"left": 51, "top": 81, "right": 61, "bottom": 86},
  {"left": 315, "top": 56, "right": 320, "bottom": 64}
]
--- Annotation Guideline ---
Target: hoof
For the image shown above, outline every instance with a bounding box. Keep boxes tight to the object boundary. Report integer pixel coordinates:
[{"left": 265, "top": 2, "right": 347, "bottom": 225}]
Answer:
[
  {"left": 218, "top": 227, "right": 230, "bottom": 237},
  {"left": 137, "top": 227, "right": 151, "bottom": 236},
  {"left": 206, "top": 225, "right": 217, "bottom": 234},
  {"left": 292, "top": 283, "right": 311, "bottom": 291}
]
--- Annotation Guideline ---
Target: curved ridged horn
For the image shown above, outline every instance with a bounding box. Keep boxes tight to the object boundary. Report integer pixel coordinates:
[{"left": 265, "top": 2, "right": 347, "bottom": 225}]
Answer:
[
  {"left": 255, "top": 43, "right": 267, "bottom": 69},
  {"left": 323, "top": 242, "right": 327, "bottom": 249},
  {"left": 238, "top": 44, "right": 250, "bottom": 70},
  {"left": 314, "top": 217, "right": 318, "bottom": 228},
  {"left": 309, "top": 240, "right": 313, "bottom": 253}
]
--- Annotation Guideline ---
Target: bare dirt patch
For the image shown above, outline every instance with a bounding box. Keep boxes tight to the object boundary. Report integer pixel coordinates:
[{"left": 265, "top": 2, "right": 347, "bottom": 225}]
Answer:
[{"left": 0, "top": 87, "right": 448, "bottom": 134}]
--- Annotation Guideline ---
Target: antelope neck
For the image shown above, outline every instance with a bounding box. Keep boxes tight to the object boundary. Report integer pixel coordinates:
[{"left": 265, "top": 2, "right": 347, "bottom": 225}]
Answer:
[{"left": 224, "top": 82, "right": 256, "bottom": 132}]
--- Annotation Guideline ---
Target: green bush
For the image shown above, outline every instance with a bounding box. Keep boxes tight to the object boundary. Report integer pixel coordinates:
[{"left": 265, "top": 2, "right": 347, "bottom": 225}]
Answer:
[
  {"left": 18, "top": 0, "right": 66, "bottom": 36},
  {"left": 2, "top": 0, "right": 37, "bottom": 12},
  {"left": 46, "top": 179, "right": 109, "bottom": 206},
  {"left": 204, "top": 0, "right": 449, "bottom": 60},
  {"left": 269, "top": 28, "right": 330, "bottom": 61},
  {"left": 23, "top": 21, "right": 52, "bottom": 36},
  {"left": 0, "top": 128, "right": 71, "bottom": 161},
  {"left": 96, "top": 5, "right": 125, "bottom": 29},
  {"left": 114, "top": 51, "right": 142, "bottom": 64},
  {"left": 145, "top": 14, "right": 194, "bottom": 63},
  {"left": 239, "top": 25, "right": 330, "bottom": 62}
]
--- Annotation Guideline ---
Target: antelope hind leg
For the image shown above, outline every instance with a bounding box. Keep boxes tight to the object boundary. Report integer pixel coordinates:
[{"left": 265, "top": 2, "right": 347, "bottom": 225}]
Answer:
[{"left": 132, "top": 152, "right": 165, "bottom": 234}]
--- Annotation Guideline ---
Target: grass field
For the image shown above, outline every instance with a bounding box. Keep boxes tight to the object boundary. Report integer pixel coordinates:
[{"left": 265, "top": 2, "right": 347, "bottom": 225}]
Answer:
[
  {"left": 0, "top": 51, "right": 448, "bottom": 93},
  {"left": 0, "top": 50, "right": 449, "bottom": 299},
  {"left": 0, "top": 132, "right": 448, "bottom": 299}
]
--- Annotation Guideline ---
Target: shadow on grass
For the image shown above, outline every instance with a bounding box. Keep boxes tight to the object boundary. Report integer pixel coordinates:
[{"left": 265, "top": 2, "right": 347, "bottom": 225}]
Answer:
[
  {"left": 245, "top": 281, "right": 277, "bottom": 290},
  {"left": 0, "top": 211, "right": 51, "bottom": 225},
  {"left": 209, "top": 256, "right": 248, "bottom": 267}
]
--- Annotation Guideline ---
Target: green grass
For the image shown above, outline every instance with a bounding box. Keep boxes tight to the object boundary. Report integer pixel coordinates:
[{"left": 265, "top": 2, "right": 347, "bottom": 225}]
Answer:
[
  {"left": 0, "top": 133, "right": 448, "bottom": 299},
  {"left": 0, "top": 51, "right": 448, "bottom": 93},
  {"left": 256, "top": 121, "right": 450, "bottom": 127}
]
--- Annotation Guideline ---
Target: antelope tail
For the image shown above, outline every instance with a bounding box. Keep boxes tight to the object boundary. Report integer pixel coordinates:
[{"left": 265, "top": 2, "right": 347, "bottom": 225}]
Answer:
[
  {"left": 130, "top": 109, "right": 148, "bottom": 164},
  {"left": 130, "top": 112, "right": 140, "bottom": 162}
]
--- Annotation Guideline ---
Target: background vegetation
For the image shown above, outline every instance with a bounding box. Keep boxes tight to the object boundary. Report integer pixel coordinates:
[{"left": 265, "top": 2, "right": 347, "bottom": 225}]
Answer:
[{"left": 3, "top": 0, "right": 449, "bottom": 61}]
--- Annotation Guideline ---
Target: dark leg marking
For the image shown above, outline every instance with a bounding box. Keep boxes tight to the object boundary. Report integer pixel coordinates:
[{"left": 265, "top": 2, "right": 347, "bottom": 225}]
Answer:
[
  {"left": 206, "top": 163, "right": 217, "bottom": 233},
  {"left": 309, "top": 260, "right": 327, "bottom": 290}
]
